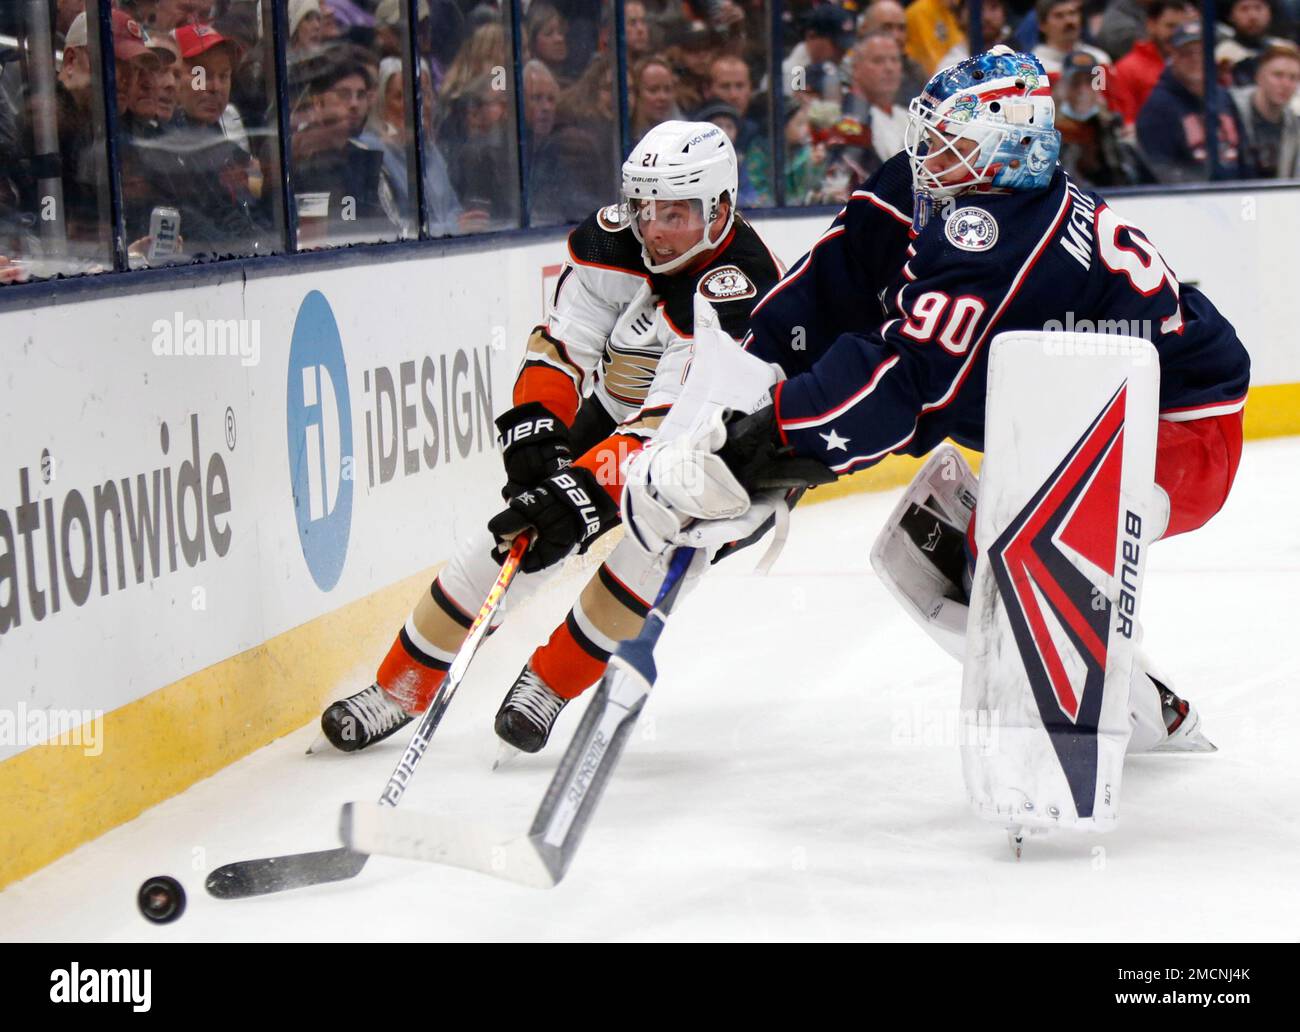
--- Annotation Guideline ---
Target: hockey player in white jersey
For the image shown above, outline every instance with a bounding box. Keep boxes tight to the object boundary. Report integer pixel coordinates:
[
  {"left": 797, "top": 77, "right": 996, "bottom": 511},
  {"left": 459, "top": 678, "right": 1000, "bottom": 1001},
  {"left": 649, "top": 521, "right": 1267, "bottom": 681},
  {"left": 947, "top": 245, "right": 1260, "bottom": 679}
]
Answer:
[{"left": 318, "top": 121, "right": 782, "bottom": 755}]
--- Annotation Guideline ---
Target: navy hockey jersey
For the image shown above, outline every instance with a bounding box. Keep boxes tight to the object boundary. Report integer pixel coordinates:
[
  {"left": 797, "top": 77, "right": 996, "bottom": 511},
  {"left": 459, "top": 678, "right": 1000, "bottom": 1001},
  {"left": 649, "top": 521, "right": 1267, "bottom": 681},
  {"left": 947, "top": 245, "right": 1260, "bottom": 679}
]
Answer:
[{"left": 748, "top": 157, "right": 1251, "bottom": 475}]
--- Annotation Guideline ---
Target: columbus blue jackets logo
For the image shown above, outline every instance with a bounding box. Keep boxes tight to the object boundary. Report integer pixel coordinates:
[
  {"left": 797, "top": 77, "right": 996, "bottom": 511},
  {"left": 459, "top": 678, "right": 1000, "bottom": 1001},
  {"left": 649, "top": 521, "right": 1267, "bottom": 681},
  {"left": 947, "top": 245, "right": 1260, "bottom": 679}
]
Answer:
[
  {"left": 945, "top": 207, "right": 998, "bottom": 251},
  {"left": 699, "top": 266, "right": 756, "bottom": 301},
  {"left": 987, "top": 384, "right": 1128, "bottom": 818}
]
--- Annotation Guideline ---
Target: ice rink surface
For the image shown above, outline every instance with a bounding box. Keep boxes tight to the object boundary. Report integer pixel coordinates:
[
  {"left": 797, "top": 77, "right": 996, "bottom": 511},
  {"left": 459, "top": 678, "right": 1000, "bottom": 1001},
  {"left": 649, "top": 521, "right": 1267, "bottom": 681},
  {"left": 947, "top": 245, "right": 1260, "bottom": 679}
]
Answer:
[{"left": 3, "top": 438, "right": 1298, "bottom": 942}]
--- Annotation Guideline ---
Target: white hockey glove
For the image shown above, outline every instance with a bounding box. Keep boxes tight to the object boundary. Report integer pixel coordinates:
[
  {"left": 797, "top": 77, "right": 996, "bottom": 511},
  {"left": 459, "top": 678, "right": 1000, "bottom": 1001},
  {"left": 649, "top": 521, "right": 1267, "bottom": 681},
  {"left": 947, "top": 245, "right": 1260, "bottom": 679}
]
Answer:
[{"left": 622, "top": 409, "right": 751, "bottom": 557}]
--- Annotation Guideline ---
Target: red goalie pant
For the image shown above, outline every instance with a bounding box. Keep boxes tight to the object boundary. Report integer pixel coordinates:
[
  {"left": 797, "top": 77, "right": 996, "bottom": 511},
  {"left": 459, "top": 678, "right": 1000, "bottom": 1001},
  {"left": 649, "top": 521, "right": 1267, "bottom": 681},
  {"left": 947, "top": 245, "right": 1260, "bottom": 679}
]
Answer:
[{"left": 1152, "top": 409, "right": 1244, "bottom": 538}]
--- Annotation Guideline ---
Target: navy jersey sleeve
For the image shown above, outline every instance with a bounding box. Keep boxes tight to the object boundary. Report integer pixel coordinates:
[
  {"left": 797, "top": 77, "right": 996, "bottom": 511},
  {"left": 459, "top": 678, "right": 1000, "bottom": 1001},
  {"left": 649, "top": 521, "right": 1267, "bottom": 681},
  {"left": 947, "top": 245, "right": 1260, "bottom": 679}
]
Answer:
[
  {"left": 745, "top": 152, "right": 914, "bottom": 377},
  {"left": 772, "top": 217, "right": 1033, "bottom": 475}
]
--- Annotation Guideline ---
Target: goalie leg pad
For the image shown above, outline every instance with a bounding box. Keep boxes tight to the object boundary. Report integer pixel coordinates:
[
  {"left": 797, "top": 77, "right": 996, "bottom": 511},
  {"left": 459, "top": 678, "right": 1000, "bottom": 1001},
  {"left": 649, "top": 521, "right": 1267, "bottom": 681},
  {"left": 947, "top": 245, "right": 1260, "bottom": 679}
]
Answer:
[{"left": 961, "top": 331, "right": 1160, "bottom": 834}]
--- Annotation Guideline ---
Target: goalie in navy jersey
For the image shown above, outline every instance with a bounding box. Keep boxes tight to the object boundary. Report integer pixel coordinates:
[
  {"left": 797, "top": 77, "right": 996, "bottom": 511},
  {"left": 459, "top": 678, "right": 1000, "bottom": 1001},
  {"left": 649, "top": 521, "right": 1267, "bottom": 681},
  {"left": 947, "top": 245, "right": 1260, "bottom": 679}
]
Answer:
[{"left": 628, "top": 46, "right": 1250, "bottom": 750}]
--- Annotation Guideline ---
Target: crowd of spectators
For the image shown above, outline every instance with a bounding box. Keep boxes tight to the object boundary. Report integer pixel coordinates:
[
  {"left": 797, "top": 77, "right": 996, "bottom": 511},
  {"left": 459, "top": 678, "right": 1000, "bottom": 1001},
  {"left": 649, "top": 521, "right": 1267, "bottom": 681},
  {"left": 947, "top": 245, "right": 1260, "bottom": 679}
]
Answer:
[{"left": 3, "top": 0, "right": 1300, "bottom": 282}]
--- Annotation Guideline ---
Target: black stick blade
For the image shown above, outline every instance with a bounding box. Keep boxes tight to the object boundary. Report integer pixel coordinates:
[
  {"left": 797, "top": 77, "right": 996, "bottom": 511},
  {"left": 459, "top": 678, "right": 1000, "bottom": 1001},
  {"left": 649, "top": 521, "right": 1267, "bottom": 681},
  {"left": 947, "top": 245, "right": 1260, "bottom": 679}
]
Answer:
[{"left": 204, "top": 847, "right": 369, "bottom": 899}]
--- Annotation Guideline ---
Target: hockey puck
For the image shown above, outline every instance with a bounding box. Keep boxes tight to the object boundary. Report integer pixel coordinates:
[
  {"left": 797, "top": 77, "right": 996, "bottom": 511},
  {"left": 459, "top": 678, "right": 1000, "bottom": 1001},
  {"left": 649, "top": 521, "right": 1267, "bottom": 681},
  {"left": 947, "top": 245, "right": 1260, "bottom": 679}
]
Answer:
[{"left": 137, "top": 875, "right": 186, "bottom": 924}]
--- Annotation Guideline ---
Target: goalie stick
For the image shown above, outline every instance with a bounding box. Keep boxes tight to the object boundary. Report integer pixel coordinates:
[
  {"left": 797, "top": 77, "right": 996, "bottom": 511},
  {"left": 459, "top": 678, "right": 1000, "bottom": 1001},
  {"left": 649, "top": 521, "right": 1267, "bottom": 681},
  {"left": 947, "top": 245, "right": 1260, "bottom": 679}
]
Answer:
[
  {"left": 340, "top": 546, "right": 699, "bottom": 888},
  {"left": 205, "top": 533, "right": 531, "bottom": 900}
]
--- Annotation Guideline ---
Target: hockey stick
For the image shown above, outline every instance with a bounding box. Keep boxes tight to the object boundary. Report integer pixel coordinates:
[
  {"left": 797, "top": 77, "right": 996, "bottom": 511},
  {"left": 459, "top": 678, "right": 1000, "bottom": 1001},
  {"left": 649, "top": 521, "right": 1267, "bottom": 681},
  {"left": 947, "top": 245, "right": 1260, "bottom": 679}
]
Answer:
[
  {"left": 205, "top": 534, "right": 532, "bottom": 900},
  {"left": 340, "top": 546, "right": 698, "bottom": 888}
]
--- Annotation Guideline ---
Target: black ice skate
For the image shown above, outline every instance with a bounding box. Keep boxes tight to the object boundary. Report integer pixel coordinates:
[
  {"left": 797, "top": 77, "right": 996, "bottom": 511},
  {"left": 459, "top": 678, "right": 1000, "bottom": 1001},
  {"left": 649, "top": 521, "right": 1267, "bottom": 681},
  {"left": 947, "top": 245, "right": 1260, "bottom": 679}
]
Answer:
[
  {"left": 494, "top": 663, "right": 568, "bottom": 754},
  {"left": 1150, "top": 677, "right": 1216, "bottom": 753},
  {"left": 318, "top": 683, "right": 413, "bottom": 753}
]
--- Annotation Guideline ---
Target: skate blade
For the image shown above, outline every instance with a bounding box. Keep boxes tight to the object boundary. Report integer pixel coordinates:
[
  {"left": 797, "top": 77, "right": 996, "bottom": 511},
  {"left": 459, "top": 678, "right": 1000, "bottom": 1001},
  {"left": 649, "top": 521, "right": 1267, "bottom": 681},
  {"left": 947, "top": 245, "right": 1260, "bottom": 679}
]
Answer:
[
  {"left": 1151, "top": 728, "right": 1218, "bottom": 754},
  {"left": 492, "top": 741, "right": 522, "bottom": 771}
]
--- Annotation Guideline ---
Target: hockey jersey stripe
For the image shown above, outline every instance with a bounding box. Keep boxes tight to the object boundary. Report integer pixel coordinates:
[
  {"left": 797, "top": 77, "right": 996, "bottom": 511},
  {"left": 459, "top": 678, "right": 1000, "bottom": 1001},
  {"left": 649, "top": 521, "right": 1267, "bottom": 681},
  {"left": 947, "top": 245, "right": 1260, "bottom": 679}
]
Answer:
[
  {"left": 1159, "top": 394, "right": 1249, "bottom": 421},
  {"left": 779, "top": 353, "right": 903, "bottom": 430},
  {"left": 749, "top": 225, "right": 847, "bottom": 321},
  {"left": 849, "top": 189, "right": 912, "bottom": 226}
]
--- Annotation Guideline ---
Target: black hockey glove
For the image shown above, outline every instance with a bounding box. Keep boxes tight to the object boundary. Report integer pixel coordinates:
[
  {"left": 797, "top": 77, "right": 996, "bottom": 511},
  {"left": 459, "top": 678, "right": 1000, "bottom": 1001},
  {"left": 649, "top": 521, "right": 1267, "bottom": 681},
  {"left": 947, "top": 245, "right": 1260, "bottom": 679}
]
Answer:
[
  {"left": 495, "top": 401, "right": 573, "bottom": 498},
  {"left": 718, "top": 404, "right": 838, "bottom": 492},
  {"left": 488, "top": 466, "right": 620, "bottom": 573}
]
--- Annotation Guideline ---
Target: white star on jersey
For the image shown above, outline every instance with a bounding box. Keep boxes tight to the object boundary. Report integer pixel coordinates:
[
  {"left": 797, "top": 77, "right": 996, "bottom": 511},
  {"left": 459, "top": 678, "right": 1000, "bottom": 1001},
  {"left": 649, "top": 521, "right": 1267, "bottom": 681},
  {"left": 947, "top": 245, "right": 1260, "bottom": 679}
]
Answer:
[{"left": 820, "top": 429, "right": 850, "bottom": 451}]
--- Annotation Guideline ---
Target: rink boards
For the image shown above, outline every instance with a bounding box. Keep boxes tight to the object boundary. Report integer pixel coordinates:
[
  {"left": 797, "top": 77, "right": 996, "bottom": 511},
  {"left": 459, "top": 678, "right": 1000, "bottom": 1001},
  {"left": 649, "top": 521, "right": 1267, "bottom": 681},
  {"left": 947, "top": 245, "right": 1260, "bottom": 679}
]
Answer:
[{"left": 0, "top": 187, "right": 1297, "bottom": 888}]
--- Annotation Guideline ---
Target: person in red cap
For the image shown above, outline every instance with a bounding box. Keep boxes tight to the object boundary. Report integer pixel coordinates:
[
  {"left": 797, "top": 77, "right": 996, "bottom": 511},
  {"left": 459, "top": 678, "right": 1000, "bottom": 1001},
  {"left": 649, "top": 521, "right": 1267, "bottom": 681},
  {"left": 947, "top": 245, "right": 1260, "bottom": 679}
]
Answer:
[
  {"left": 173, "top": 23, "right": 243, "bottom": 130},
  {"left": 111, "top": 8, "right": 172, "bottom": 121},
  {"left": 118, "top": 20, "right": 271, "bottom": 260}
]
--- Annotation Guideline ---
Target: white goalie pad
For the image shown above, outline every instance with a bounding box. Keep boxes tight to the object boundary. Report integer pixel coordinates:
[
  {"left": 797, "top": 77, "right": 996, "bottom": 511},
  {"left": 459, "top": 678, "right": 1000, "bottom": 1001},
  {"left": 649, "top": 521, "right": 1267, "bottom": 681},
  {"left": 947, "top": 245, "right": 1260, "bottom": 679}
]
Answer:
[
  {"left": 869, "top": 445, "right": 979, "bottom": 662},
  {"left": 962, "top": 332, "right": 1159, "bottom": 836}
]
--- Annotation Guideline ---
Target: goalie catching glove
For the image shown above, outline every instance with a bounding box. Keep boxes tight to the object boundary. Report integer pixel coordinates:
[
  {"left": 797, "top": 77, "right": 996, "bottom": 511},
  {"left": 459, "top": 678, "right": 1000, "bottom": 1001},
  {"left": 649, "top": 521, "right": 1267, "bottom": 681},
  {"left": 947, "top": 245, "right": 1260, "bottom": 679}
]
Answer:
[
  {"left": 623, "top": 404, "right": 836, "bottom": 556},
  {"left": 488, "top": 466, "right": 619, "bottom": 573},
  {"left": 495, "top": 401, "right": 573, "bottom": 498}
]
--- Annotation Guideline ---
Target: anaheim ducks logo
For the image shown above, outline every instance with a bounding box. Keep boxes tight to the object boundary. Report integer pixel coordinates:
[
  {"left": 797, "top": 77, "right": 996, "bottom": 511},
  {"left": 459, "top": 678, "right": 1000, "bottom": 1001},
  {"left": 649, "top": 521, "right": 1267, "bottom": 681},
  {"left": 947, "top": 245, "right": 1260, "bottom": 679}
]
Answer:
[
  {"left": 597, "top": 203, "right": 626, "bottom": 232},
  {"left": 699, "top": 265, "right": 755, "bottom": 301},
  {"left": 601, "top": 342, "right": 659, "bottom": 406}
]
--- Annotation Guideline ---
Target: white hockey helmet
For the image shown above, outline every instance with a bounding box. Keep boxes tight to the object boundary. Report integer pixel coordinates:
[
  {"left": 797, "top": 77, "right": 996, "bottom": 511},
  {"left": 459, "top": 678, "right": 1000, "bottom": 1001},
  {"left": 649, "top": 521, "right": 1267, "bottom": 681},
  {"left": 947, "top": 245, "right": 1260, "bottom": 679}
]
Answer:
[{"left": 621, "top": 120, "right": 739, "bottom": 274}]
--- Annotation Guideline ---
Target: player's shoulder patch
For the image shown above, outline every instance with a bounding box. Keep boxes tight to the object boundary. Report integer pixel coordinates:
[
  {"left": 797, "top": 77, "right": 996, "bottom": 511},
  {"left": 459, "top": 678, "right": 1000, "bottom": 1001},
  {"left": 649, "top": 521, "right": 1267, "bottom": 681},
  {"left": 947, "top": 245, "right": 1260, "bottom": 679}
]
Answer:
[
  {"left": 698, "top": 265, "right": 757, "bottom": 302},
  {"left": 944, "top": 206, "right": 999, "bottom": 252},
  {"left": 569, "top": 204, "right": 644, "bottom": 275},
  {"left": 596, "top": 202, "right": 626, "bottom": 233}
]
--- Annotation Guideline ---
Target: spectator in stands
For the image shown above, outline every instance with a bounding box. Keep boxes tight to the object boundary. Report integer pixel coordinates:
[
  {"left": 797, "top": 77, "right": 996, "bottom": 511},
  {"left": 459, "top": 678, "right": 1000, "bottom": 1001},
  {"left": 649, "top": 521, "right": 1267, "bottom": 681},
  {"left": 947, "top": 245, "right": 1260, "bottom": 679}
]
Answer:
[
  {"left": 1095, "top": 0, "right": 1148, "bottom": 62},
  {"left": 706, "top": 53, "right": 760, "bottom": 151},
  {"left": 631, "top": 55, "right": 682, "bottom": 138},
  {"left": 527, "top": 4, "right": 571, "bottom": 89},
  {"left": 1217, "top": 0, "right": 1278, "bottom": 86},
  {"left": 447, "top": 71, "right": 517, "bottom": 230},
  {"left": 153, "top": 1, "right": 208, "bottom": 31},
  {"left": 806, "top": 99, "right": 874, "bottom": 199},
  {"left": 938, "top": 0, "right": 1014, "bottom": 69},
  {"left": 56, "top": 12, "right": 93, "bottom": 112},
  {"left": 1108, "top": 0, "right": 1194, "bottom": 126},
  {"left": 414, "top": 61, "right": 484, "bottom": 237},
  {"left": 289, "top": 0, "right": 325, "bottom": 56},
  {"left": 535, "top": 53, "right": 620, "bottom": 219},
  {"left": 53, "top": 13, "right": 101, "bottom": 236},
  {"left": 859, "top": 1, "right": 928, "bottom": 100},
  {"left": 668, "top": 21, "right": 716, "bottom": 115},
  {"left": 1230, "top": 42, "right": 1300, "bottom": 177},
  {"left": 844, "top": 31, "right": 909, "bottom": 162},
  {"left": 1034, "top": 0, "right": 1111, "bottom": 77},
  {"left": 784, "top": 4, "right": 856, "bottom": 98},
  {"left": 626, "top": 0, "right": 654, "bottom": 62},
  {"left": 373, "top": 0, "right": 431, "bottom": 62},
  {"left": 523, "top": 57, "right": 578, "bottom": 224},
  {"left": 1054, "top": 49, "right": 1141, "bottom": 184},
  {"left": 292, "top": 52, "right": 400, "bottom": 241},
  {"left": 437, "top": 20, "right": 509, "bottom": 144},
  {"left": 152, "top": 30, "right": 182, "bottom": 125},
  {"left": 1137, "top": 22, "right": 1253, "bottom": 181},
  {"left": 357, "top": 57, "right": 413, "bottom": 224},
  {"left": 905, "top": 0, "right": 964, "bottom": 76},
  {"left": 120, "top": 18, "right": 270, "bottom": 258},
  {"left": 693, "top": 97, "right": 764, "bottom": 204}
]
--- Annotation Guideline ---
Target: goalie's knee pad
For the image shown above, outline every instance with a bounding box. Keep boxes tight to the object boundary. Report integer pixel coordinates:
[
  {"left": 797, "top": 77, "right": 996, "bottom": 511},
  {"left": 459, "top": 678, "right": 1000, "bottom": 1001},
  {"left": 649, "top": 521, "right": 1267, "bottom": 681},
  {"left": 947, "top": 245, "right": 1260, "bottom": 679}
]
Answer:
[{"left": 869, "top": 445, "right": 979, "bottom": 662}]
